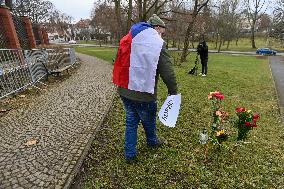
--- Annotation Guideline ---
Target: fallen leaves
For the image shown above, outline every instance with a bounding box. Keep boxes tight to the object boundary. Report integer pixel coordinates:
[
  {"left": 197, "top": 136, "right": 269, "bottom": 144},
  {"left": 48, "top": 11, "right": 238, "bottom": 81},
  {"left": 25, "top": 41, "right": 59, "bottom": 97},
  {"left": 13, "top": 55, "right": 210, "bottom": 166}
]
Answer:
[
  {"left": 25, "top": 139, "right": 37, "bottom": 146},
  {"left": 0, "top": 109, "right": 9, "bottom": 113}
]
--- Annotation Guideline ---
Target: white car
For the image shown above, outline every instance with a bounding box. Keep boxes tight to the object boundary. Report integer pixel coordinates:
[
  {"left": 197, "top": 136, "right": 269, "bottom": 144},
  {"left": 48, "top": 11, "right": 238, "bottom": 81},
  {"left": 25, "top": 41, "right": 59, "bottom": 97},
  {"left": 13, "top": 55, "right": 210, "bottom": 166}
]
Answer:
[{"left": 68, "top": 40, "right": 77, "bottom": 44}]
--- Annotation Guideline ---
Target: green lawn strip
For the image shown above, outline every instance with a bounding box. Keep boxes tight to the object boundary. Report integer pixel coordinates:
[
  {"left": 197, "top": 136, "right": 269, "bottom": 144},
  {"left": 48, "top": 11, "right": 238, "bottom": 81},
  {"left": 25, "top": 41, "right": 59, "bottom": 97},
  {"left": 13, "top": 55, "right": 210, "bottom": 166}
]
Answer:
[
  {"left": 75, "top": 46, "right": 117, "bottom": 63},
  {"left": 77, "top": 37, "right": 284, "bottom": 52},
  {"left": 167, "top": 37, "right": 284, "bottom": 52},
  {"left": 78, "top": 40, "right": 99, "bottom": 45},
  {"left": 76, "top": 47, "right": 283, "bottom": 188}
]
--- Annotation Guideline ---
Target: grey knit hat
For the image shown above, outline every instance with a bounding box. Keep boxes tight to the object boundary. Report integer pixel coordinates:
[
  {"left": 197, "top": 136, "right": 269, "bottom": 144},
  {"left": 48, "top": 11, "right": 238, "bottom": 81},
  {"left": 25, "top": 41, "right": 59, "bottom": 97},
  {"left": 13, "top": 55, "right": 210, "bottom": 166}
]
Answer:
[{"left": 147, "top": 14, "right": 166, "bottom": 28}]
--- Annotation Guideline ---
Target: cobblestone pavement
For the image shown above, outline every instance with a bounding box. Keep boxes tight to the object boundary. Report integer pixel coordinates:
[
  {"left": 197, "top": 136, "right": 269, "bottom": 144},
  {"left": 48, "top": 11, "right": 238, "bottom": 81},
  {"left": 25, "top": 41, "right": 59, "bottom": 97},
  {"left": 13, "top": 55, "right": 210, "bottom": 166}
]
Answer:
[{"left": 0, "top": 53, "right": 116, "bottom": 189}]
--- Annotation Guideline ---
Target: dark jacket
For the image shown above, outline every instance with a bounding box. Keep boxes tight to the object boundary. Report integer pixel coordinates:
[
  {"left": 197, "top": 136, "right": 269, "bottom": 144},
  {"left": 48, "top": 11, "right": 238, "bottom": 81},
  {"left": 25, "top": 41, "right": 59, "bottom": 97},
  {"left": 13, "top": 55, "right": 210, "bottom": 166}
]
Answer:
[
  {"left": 118, "top": 42, "right": 177, "bottom": 102},
  {"left": 197, "top": 41, "right": 208, "bottom": 59}
]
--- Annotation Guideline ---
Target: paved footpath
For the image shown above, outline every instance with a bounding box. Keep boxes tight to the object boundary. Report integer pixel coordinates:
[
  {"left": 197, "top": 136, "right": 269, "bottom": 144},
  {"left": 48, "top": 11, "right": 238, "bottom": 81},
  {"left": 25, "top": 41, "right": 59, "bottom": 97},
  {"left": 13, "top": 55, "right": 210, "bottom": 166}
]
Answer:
[
  {"left": 269, "top": 56, "right": 284, "bottom": 122},
  {"left": 0, "top": 53, "right": 116, "bottom": 189}
]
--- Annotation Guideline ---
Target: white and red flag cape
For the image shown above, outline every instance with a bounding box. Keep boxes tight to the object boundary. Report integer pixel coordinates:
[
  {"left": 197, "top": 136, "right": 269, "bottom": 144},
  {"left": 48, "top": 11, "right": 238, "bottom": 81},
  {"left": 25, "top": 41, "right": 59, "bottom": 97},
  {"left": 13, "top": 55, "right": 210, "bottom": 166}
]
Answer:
[{"left": 113, "top": 22, "right": 164, "bottom": 94}]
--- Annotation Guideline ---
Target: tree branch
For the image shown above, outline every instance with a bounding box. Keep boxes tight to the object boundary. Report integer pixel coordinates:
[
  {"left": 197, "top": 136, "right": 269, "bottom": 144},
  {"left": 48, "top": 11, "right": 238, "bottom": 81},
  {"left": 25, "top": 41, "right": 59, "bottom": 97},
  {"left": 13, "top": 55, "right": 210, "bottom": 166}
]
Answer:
[{"left": 145, "top": 0, "right": 159, "bottom": 15}]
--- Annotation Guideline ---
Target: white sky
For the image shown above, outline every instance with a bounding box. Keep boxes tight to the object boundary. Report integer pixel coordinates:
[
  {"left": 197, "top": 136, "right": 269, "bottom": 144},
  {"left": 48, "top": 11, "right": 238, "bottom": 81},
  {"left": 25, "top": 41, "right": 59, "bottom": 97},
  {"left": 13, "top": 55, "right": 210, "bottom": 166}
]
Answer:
[{"left": 49, "top": 0, "right": 94, "bottom": 22}]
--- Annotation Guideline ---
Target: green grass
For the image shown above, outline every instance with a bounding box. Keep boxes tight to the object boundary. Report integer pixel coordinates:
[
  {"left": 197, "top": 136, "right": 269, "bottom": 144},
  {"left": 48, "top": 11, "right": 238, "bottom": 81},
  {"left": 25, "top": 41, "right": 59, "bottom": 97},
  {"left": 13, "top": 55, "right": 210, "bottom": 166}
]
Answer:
[
  {"left": 78, "top": 36, "right": 284, "bottom": 52},
  {"left": 76, "top": 47, "right": 284, "bottom": 188},
  {"left": 78, "top": 40, "right": 99, "bottom": 45},
  {"left": 168, "top": 37, "right": 284, "bottom": 52},
  {"left": 75, "top": 46, "right": 117, "bottom": 63}
]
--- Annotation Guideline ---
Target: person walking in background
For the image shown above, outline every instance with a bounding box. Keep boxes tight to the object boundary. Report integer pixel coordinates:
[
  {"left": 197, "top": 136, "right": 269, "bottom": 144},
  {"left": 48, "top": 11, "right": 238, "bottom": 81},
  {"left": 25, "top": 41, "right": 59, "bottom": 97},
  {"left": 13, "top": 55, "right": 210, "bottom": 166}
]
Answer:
[
  {"left": 197, "top": 38, "right": 209, "bottom": 77},
  {"left": 112, "top": 14, "right": 178, "bottom": 163}
]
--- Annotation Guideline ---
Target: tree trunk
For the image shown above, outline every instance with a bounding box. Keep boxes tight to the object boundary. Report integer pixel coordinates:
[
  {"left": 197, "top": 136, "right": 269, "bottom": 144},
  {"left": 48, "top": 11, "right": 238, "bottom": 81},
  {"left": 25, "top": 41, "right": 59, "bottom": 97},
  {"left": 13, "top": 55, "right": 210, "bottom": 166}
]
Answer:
[
  {"left": 142, "top": 0, "right": 147, "bottom": 21},
  {"left": 180, "top": 21, "right": 194, "bottom": 62},
  {"left": 226, "top": 40, "right": 230, "bottom": 49},
  {"left": 180, "top": 0, "right": 209, "bottom": 62},
  {"left": 191, "top": 41, "right": 194, "bottom": 49},
  {"left": 126, "top": 0, "right": 133, "bottom": 32},
  {"left": 218, "top": 39, "right": 222, "bottom": 52},
  {"left": 166, "top": 37, "right": 169, "bottom": 49},
  {"left": 154, "top": 0, "right": 159, "bottom": 13},
  {"left": 138, "top": 0, "right": 143, "bottom": 21},
  {"left": 172, "top": 38, "right": 176, "bottom": 48},
  {"left": 114, "top": 0, "right": 123, "bottom": 40},
  {"left": 191, "top": 34, "right": 195, "bottom": 48},
  {"left": 215, "top": 34, "right": 219, "bottom": 49},
  {"left": 251, "top": 24, "right": 256, "bottom": 48},
  {"left": 235, "top": 38, "right": 239, "bottom": 46}
]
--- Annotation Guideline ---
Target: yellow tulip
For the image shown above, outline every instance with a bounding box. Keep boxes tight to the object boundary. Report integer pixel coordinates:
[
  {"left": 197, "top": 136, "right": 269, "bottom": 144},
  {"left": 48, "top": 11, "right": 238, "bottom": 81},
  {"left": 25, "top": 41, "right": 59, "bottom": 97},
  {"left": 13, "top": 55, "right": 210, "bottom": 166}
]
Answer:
[{"left": 216, "top": 129, "right": 225, "bottom": 136}]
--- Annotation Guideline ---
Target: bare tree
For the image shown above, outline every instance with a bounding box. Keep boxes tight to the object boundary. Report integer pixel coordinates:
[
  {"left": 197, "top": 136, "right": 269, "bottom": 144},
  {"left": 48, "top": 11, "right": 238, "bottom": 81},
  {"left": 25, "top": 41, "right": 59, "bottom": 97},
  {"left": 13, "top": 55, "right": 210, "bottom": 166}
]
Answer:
[
  {"left": 258, "top": 13, "right": 271, "bottom": 32},
  {"left": 270, "top": 0, "right": 284, "bottom": 41},
  {"left": 129, "top": 0, "right": 171, "bottom": 22},
  {"left": 91, "top": 2, "right": 117, "bottom": 43},
  {"left": 212, "top": 0, "right": 241, "bottom": 51},
  {"left": 244, "top": 0, "right": 268, "bottom": 48},
  {"left": 180, "top": 0, "right": 209, "bottom": 63},
  {"left": 91, "top": 0, "right": 174, "bottom": 42},
  {"left": 44, "top": 9, "right": 74, "bottom": 42},
  {"left": 165, "top": 0, "right": 187, "bottom": 49},
  {"left": 13, "top": 0, "right": 55, "bottom": 23},
  {"left": 113, "top": 0, "right": 124, "bottom": 40}
]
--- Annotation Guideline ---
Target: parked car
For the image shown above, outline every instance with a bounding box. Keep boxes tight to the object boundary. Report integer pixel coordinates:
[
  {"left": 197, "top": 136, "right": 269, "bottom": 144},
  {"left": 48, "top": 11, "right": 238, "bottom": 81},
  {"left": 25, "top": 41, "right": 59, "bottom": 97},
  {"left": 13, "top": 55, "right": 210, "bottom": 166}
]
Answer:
[
  {"left": 256, "top": 48, "right": 277, "bottom": 55},
  {"left": 68, "top": 40, "right": 77, "bottom": 44}
]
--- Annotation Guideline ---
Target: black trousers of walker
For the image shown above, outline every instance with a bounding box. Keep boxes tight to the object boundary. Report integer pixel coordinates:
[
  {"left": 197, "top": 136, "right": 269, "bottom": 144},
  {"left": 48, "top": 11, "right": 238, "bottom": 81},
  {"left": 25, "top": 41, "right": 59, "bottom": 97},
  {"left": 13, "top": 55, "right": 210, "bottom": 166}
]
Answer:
[{"left": 201, "top": 58, "right": 208, "bottom": 75}]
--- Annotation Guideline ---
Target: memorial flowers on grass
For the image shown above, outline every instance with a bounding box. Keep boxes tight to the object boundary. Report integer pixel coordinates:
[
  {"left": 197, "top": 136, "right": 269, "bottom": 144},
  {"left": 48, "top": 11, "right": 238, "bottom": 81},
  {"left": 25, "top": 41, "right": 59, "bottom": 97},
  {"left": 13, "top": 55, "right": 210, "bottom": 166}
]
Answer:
[
  {"left": 235, "top": 107, "right": 260, "bottom": 141},
  {"left": 208, "top": 91, "right": 229, "bottom": 145}
]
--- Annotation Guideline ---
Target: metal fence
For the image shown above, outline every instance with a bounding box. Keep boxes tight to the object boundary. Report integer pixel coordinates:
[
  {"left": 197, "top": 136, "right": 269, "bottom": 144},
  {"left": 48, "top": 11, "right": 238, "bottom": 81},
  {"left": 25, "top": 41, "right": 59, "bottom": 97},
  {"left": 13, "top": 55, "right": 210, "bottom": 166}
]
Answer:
[
  {"left": 44, "top": 48, "right": 76, "bottom": 73},
  {"left": 0, "top": 15, "right": 9, "bottom": 49},
  {"left": 0, "top": 48, "right": 77, "bottom": 99},
  {"left": 32, "top": 24, "right": 41, "bottom": 45},
  {"left": 12, "top": 15, "right": 30, "bottom": 49}
]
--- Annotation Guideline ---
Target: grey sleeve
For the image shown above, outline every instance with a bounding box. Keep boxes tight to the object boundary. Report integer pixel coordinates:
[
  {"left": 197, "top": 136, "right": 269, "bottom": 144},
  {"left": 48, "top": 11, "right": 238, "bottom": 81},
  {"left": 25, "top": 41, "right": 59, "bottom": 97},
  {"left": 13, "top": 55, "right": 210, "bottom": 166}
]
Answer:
[{"left": 157, "top": 44, "right": 178, "bottom": 95}]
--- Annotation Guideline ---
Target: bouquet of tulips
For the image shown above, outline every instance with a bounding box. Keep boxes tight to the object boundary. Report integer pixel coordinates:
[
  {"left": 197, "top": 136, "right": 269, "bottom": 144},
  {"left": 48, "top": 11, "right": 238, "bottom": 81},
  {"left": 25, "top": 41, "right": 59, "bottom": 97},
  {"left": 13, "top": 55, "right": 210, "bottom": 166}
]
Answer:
[
  {"left": 235, "top": 107, "right": 260, "bottom": 141},
  {"left": 208, "top": 91, "right": 229, "bottom": 145}
]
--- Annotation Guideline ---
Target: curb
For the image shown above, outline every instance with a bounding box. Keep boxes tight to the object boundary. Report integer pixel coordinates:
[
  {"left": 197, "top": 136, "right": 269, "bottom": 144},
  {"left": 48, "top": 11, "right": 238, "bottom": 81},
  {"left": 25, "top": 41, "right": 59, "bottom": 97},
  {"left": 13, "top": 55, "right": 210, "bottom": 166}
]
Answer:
[
  {"left": 268, "top": 57, "right": 284, "bottom": 126},
  {"left": 280, "top": 107, "right": 284, "bottom": 125}
]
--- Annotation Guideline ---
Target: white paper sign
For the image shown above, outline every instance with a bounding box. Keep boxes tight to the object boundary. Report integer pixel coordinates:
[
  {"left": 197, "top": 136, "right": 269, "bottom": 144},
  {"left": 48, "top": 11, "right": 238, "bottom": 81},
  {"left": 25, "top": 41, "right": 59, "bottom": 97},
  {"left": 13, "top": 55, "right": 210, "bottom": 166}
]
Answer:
[{"left": 158, "top": 94, "right": 181, "bottom": 128}]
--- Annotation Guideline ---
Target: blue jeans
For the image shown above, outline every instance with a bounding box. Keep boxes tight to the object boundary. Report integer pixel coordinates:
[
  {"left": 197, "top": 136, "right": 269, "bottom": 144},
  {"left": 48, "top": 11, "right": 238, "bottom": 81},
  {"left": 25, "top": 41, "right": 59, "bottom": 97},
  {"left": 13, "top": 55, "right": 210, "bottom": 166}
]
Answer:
[{"left": 120, "top": 96, "right": 158, "bottom": 160}]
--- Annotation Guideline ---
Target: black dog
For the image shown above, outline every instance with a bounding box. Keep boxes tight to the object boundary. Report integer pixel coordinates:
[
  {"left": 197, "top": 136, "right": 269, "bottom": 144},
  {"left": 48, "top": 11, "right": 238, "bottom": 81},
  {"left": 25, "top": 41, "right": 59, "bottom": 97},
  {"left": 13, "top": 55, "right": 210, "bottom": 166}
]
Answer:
[{"left": 188, "top": 54, "right": 199, "bottom": 75}]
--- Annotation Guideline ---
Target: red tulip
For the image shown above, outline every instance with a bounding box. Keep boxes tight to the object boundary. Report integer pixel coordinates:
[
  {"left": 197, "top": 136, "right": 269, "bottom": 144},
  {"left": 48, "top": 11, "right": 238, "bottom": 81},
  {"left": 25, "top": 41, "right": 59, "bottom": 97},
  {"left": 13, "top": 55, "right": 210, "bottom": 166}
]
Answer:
[
  {"left": 215, "top": 94, "right": 224, "bottom": 100},
  {"left": 253, "top": 113, "right": 260, "bottom": 120},
  {"left": 245, "top": 122, "right": 252, "bottom": 127},
  {"left": 236, "top": 107, "right": 246, "bottom": 113}
]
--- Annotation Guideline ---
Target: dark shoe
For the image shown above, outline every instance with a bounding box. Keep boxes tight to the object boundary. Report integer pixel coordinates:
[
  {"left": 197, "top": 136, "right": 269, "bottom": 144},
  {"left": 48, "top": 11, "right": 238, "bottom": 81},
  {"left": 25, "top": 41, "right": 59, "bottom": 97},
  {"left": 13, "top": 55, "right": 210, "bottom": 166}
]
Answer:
[
  {"left": 125, "top": 156, "right": 138, "bottom": 164},
  {"left": 147, "top": 138, "right": 165, "bottom": 148}
]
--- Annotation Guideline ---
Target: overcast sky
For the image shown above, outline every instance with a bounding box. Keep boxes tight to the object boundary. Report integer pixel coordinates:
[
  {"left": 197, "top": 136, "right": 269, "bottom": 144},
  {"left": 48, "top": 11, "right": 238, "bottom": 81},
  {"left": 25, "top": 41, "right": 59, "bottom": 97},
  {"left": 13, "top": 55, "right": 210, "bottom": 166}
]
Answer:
[{"left": 49, "top": 0, "right": 94, "bottom": 22}]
